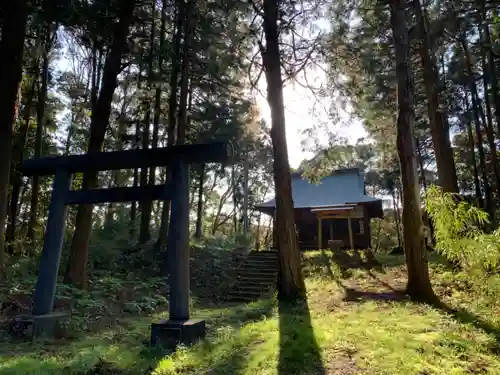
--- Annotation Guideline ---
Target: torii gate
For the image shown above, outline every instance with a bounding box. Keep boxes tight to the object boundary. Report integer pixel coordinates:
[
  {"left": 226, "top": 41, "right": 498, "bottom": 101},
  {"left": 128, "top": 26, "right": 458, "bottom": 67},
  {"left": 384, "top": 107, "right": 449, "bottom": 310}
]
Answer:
[{"left": 14, "top": 141, "right": 233, "bottom": 347}]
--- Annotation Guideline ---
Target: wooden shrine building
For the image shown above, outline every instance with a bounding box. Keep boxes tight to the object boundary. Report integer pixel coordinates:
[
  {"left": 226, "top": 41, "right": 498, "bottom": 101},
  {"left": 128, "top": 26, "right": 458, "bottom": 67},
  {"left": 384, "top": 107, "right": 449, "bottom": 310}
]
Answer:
[{"left": 255, "top": 168, "right": 383, "bottom": 250}]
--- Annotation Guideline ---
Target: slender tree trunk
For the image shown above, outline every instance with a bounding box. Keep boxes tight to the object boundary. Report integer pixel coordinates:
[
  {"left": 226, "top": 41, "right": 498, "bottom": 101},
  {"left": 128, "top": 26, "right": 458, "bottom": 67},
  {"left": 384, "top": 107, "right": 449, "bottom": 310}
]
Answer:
[
  {"left": 243, "top": 146, "right": 250, "bottom": 235},
  {"left": 211, "top": 183, "right": 232, "bottom": 235},
  {"left": 138, "top": 0, "right": 157, "bottom": 244},
  {"left": 90, "top": 41, "right": 100, "bottom": 109},
  {"left": 480, "top": 1, "right": 500, "bottom": 134},
  {"left": 254, "top": 185, "right": 269, "bottom": 251},
  {"left": 130, "top": 54, "right": 144, "bottom": 238},
  {"left": 264, "top": 217, "right": 273, "bottom": 248},
  {"left": 176, "top": 1, "right": 192, "bottom": 145},
  {"left": 65, "top": 0, "right": 136, "bottom": 288},
  {"left": 194, "top": 164, "right": 205, "bottom": 239},
  {"left": 390, "top": 0, "right": 436, "bottom": 302},
  {"left": 416, "top": 137, "right": 435, "bottom": 245},
  {"left": 28, "top": 51, "right": 50, "bottom": 244},
  {"left": 0, "top": 0, "right": 27, "bottom": 275},
  {"left": 479, "top": 41, "right": 500, "bottom": 202},
  {"left": 471, "top": 90, "right": 492, "bottom": 213},
  {"left": 391, "top": 189, "right": 402, "bottom": 248},
  {"left": 261, "top": 0, "right": 305, "bottom": 300},
  {"left": 157, "top": 4, "right": 183, "bottom": 247},
  {"left": 255, "top": 213, "right": 262, "bottom": 251},
  {"left": 130, "top": 121, "right": 140, "bottom": 238},
  {"left": 147, "top": 0, "right": 168, "bottom": 232},
  {"left": 232, "top": 165, "right": 238, "bottom": 233},
  {"left": 415, "top": 137, "right": 427, "bottom": 191},
  {"left": 105, "top": 76, "right": 130, "bottom": 230},
  {"left": 464, "top": 96, "right": 482, "bottom": 204},
  {"left": 412, "top": 0, "right": 458, "bottom": 193},
  {"left": 65, "top": 104, "right": 76, "bottom": 155},
  {"left": 460, "top": 35, "right": 495, "bottom": 219},
  {"left": 104, "top": 178, "right": 115, "bottom": 227},
  {"left": 138, "top": 118, "right": 151, "bottom": 242},
  {"left": 96, "top": 48, "right": 103, "bottom": 97},
  {"left": 7, "top": 71, "right": 38, "bottom": 249}
]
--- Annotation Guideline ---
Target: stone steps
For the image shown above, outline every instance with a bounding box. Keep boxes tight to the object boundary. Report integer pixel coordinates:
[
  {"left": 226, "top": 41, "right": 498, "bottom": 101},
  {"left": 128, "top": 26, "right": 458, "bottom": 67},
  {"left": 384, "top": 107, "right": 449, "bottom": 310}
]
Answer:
[{"left": 226, "top": 251, "right": 278, "bottom": 303}]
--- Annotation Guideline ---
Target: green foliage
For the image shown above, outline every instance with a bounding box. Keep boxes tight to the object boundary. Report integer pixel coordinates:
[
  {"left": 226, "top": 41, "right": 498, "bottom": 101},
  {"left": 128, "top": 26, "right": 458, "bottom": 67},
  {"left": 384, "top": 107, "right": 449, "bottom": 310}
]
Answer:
[{"left": 425, "top": 185, "right": 500, "bottom": 271}]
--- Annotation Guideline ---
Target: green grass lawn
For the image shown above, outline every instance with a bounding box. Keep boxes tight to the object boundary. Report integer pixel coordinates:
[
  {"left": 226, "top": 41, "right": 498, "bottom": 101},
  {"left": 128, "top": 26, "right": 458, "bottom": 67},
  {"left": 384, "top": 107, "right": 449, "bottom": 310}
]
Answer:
[{"left": 2, "top": 251, "right": 500, "bottom": 374}]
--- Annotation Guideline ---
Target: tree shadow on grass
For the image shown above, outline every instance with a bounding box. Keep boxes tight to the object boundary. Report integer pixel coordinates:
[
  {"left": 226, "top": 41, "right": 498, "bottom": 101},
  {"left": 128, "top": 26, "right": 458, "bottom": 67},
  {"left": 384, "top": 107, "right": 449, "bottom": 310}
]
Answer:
[
  {"left": 278, "top": 299, "right": 325, "bottom": 375},
  {"left": 437, "top": 303, "right": 500, "bottom": 354},
  {"left": 343, "top": 288, "right": 407, "bottom": 303},
  {"left": 305, "top": 249, "right": 385, "bottom": 280},
  {"left": 331, "top": 249, "right": 385, "bottom": 275},
  {"left": 205, "top": 298, "right": 276, "bottom": 328}
]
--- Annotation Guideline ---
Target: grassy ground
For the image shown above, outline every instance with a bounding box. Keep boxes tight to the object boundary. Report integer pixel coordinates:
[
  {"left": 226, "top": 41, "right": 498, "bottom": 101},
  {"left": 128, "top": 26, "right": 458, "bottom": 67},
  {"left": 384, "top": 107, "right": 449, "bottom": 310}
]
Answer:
[{"left": 3, "top": 250, "right": 500, "bottom": 374}]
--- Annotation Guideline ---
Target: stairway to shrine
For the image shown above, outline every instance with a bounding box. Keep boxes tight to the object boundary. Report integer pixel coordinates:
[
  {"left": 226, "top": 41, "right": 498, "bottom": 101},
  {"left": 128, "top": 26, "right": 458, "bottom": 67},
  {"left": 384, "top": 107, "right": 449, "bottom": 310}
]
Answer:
[{"left": 226, "top": 251, "right": 278, "bottom": 302}]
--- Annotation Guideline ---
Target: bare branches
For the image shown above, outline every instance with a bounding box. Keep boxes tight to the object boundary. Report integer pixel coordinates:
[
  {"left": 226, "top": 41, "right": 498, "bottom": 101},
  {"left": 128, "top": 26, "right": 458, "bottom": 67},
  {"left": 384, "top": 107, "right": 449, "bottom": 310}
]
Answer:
[{"left": 246, "top": 0, "right": 326, "bottom": 100}]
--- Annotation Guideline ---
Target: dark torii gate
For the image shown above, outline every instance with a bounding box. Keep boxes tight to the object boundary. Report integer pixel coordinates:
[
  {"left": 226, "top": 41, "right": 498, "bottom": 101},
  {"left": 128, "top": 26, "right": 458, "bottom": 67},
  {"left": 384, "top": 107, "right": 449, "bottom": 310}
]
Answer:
[{"left": 14, "top": 142, "right": 233, "bottom": 347}]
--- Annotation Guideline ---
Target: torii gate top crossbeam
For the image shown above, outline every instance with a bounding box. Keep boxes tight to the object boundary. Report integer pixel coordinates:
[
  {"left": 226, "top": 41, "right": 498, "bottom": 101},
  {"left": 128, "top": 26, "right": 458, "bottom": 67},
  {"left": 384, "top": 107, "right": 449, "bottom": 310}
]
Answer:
[{"left": 21, "top": 142, "right": 233, "bottom": 177}]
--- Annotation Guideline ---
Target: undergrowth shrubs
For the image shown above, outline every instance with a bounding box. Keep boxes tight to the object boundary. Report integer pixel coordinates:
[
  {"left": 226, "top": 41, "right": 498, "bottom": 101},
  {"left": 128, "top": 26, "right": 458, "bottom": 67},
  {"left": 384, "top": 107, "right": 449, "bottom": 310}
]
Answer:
[{"left": 0, "top": 231, "right": 248, "bottom": 339}]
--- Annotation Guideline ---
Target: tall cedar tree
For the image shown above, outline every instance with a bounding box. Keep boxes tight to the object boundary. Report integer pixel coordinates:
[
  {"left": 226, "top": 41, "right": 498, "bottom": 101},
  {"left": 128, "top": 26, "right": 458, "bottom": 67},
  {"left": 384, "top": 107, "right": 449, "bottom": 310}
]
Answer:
[
  {"left": 29, "top": 47, "right": 50, "bottom": 243},
  {"left": 0, "top": 0, "right": 28, "bottom": 277},
  {"left": 390, "top": 0, "right": 436, "bottom": 302},
  {"left": 138, "top": 0, "right": 157, "bottom": 244},
  {"left": 157, "top": 1, "right": 184, "bottom": 247},
  {"left": 65, "top": 0, "right": 137, "bottom": 288},
  {"left": 412, "top": 0, "right": 458, "bottom": 193},
  {"left": 261, "top": 0, "right": 305, "bottom": 301},
  {"left": 7, "top": 60, "right": 38, "bottom": 249},
  {"left": 144, "top": 0, "right": 168, "bottom": 238}
]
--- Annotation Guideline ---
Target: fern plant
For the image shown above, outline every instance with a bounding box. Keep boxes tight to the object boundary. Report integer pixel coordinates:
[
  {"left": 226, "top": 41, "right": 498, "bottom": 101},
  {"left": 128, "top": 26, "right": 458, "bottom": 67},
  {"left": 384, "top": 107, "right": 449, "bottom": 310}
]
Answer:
[{"left": 425, "top": 185, "right": 500, "bottom": 271}]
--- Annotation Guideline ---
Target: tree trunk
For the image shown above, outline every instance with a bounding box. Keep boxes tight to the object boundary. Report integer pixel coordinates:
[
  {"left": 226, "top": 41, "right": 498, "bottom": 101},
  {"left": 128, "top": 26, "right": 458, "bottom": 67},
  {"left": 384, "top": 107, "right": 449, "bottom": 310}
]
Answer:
[
  {"left": 479, "top": 39, "right": 500, "bottom": 203},
  {"left": 194, "top": 164, "right": 205, "bottom": 239},
  {"left": 255, "top": 185, "right": 269, "bottom": 251},
  {"left": 464, "top": 96, "right": 482, "bottom": 203},
  {"left": 138, "top": 0, "right": 157, "bottom": 244},
  {"left": 27, "top": 53, "right": 49, "bottom": 244},
  {"left": 176, "top": 1, "right": 192, "bottom": 145},
  {"left": 390, "top": 0, "right": 436, "bottom": 302},
  {"left": 0, "top": 0, "right": 27, "bottom": 275},
  {"left": 471, "top": 90, "right": 492, "bottom": 213},
  {"left": 90, "top": 41, "right": 99, "bottom": 108},
  {"left": 391, "top": 188, "right": 402, "bottom": 248},
  {"left": 147, "top": 0, "right": 168, "bottom": 231},
  {"left": 130, "top": 121, "right": 140, "bottom": 238},
  {"left": 261, "top": 0, "right": 305, "bottom": 301},
  {"left": 7, "top": 71, "right": 37, "bottom": 249},
  {"left": 480, "top": 1, "right": 500, "bottom": 135},
  {"left": 242, "top": 146, "right": 250, "bottom": 235},
  {"left": 105, "top": 74, "right": 130, "bottom": 230},
  {"left": 231, "top": 165, "right": 238, "bottom": 234},
  {"left": 157, "top": 3, "right": 183, "bottom": 247},
  {"left": 416, "top": 137, "right": 435, "bottom": 246},
  {"left": 460, "top": 35, "right": 495, "bottom": 219},
  {"left": 255, "top": 213, "right": 262, "bottom": 251},
  {"left": 129, "top": 53, "right": 144, "bottom": 239},
  {"left": 211, "top": 182, "right": 232, "bottom": 235},
  {"left": 65, "top": 0, "right": 136, "bottom": 288},
  {"left": 264, "top": 217, "right": 273, "bottom": 249},
  {"left": 412, "top": 0, "right": 458, "bottom": 193}
]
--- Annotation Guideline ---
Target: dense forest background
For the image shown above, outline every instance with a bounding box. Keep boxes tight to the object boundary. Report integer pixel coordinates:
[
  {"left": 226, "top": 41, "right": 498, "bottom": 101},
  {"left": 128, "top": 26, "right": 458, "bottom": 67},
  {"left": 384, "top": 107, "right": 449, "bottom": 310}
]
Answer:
[{"left": 0, "top": 0, "right": 499, "bottom": 301}]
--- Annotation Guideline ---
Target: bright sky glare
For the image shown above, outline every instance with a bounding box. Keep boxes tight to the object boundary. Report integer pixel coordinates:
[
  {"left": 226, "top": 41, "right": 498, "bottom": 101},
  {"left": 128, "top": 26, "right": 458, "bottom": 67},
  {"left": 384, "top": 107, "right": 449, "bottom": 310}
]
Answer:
[{"left": 255, "top": 71, "right": 367, "bottom": 169}]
